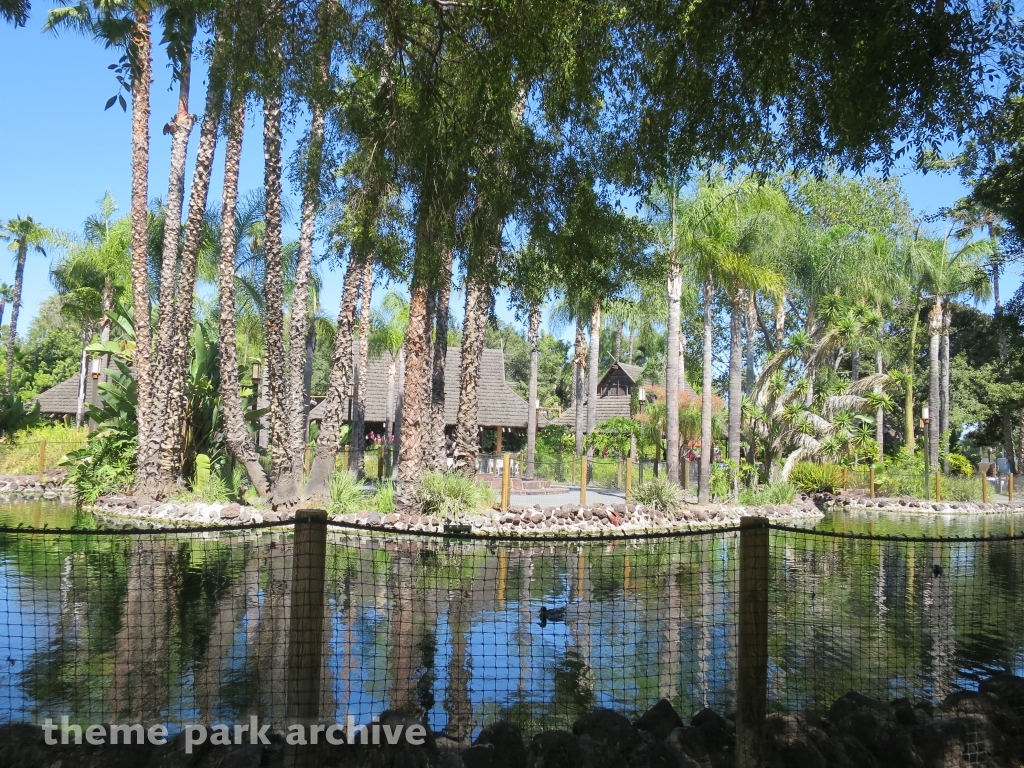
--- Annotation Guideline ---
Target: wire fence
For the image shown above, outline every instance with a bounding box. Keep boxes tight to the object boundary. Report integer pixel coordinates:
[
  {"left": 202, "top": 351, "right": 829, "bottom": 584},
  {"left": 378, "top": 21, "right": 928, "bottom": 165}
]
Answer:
[
  {"left": 2, "top": 516, "right": 1024, "bottom": 743},
  {"left": 0, "top": 440, "right": 86, "bottom": 478}
]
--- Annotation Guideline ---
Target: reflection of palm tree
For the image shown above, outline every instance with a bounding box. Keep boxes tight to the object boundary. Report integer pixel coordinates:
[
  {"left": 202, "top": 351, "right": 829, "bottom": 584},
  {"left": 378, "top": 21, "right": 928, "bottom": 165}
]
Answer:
[{"left": 443, "top": 581, "right": 474, "bottom": 743}]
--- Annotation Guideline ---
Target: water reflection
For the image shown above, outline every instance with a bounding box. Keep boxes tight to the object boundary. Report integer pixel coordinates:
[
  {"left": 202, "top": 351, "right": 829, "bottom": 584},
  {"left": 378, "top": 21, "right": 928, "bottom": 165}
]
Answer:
[{"left": 0, "top": 502, "right": 1022, "bottom": 737}]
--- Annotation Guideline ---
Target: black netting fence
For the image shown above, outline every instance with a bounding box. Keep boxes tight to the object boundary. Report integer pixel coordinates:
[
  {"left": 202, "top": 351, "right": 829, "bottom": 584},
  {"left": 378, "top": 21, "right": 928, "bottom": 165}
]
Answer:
[{"left": 0, "top": 517, "right": 1023, "bottom": 741}]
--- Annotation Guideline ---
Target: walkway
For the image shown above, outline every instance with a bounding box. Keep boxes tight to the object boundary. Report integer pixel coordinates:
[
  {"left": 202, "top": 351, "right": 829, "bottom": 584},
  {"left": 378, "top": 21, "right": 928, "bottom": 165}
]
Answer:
[{"left": 508, "top": 485, "right": 626, "bottom": 508}]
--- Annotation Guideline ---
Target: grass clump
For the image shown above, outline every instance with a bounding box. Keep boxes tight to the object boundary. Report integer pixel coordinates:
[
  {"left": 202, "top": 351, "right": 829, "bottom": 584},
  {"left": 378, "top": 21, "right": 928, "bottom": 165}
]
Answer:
[
  {"left": 328, "top": 471, "right": 370, "bottom": 516},
  {"left": 0, "top": 424, "right": 89, "bottom": 475},
  {"left": 633, "top": 475, "right": 685, "bottom": 516},
  {"left": 789, "top": 462, "right": 844, "bottom": 494},
  {"left": 373, "top": 479, "right": 395, "bottom": 514},
  {"left": 739, "top": 481, "right": 797, "bottom": 506},
  {"left": 416, "top": 470, "right": 495, "bottom": 519}
]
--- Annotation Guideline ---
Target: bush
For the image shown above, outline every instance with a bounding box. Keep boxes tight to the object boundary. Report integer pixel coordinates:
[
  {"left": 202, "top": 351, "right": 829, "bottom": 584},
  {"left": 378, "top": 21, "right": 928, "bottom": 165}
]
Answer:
[
  {"left": 789, "top": 462, "right": 844, "bottom": 494},
  {"left": 0, "top": 395, "right": 40, "bottom": 439},
  {"left": 373, "top": 479, "right": 395, "bottom": 514},
  {"left": 946, "top": 452, "right": 974, "bottom": 477},
  {"left": 175, "top": 453, "right": 237, "bottom": 504},
  {"left": 63, "top": 428, "right": 137, "bottom": 504},
  {"left": 941, "top": 475, "right": 982, "bottom": 501},
  {"left": 328, "top": 471, "right": 369, "bottom": 516},
  {"left": 739, "top": 481, "right": 797, "bottom": 506},
  {"left": 634, "top": 476, "right": 685, "bottom": 517},
  {"left": 874, "top": 473, "right": 923, "bottom": 498},
  {"left": 416, "top": 471, "right": 495, "bottom": 519}
]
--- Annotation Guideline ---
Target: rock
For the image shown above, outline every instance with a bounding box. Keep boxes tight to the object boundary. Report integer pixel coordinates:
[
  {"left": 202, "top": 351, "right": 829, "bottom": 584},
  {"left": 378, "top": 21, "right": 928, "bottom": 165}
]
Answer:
[
  {"left": 463, "top": 721, "right": 528, "bottom": 768},
  {"left": 530, "top": 512, "right": 544, "bottom": 524},
  {"left": 979, "top": 673, "right": 1024, "bottom": 715},
  {"left": 690, "top": 708, "right": 734, "bottom": 752},
  {"left": 578, "top": 734, "right": 628, "bottom": 768},
  {"left": 238, "top": 507, "right": 252, "bottom": 523},
  {"left": 626, "top": 742, "right": 681, "bottom": 767},
  {"left": 367, "top": 512, "right": 382, "bottom": 525},
  {"left": 530, "top": 730, "right": 583, "bottom": 768},
  {"left": 634, "top": 699, "right": 683, "bottom": 741},
  {"left": 827, "top": 691, "right": 921, "bottom": 767},
  {"left": 573, "top": 708, "right": 638, "bottom": 754},
  {"left": 221, "top": 503, "right": 241, "bottom": 520}
]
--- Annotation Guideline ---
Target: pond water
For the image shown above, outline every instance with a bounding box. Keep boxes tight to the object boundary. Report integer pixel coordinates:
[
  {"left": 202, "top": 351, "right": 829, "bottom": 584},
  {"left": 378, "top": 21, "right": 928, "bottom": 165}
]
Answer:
[{"left": 0, "top": 501, "right": 1022, "bottom": 738}]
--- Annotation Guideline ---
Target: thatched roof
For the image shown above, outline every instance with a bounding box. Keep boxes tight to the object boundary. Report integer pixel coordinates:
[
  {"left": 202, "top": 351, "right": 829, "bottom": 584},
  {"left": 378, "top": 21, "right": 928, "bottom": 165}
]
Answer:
[
  {"left": 33, "top": 374, "right": 99, "bottom": 416},
  {"left": 308, "top": 347, "right": 535, "bottom": 429}
]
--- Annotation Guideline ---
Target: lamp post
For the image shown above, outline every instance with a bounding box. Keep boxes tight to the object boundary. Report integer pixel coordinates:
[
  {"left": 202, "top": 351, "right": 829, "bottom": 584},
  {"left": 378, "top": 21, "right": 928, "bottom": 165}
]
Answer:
[{"left": 922, "top": 406, "right": 931, "bottom": 501}]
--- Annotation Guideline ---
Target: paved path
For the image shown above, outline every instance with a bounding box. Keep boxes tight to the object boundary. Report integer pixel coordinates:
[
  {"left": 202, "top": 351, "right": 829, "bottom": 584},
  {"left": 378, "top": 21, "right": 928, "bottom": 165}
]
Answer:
[{"left": 508, "top": 486, "right": 626, "bottom": 508}]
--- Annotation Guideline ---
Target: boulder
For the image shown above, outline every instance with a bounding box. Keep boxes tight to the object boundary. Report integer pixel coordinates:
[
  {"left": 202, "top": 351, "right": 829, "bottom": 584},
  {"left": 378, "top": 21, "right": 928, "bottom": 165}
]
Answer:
[
  {"left": 529, "top": 730, "right": 583, "bottom": 768},
  {"left": 573, "top": 709, "right": 638, "bottom": 754},
  {"left": 634, "top": 699, "right": 683, "bottom": 741},
  {"left": 462, "top": 721, "right": 528, "bottom": 768}
]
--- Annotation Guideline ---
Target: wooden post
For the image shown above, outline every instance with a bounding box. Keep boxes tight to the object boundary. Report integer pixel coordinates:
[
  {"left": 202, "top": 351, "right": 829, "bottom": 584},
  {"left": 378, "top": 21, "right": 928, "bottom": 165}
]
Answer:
[
  {"left": 304, "top": 444, "right": 312, "bottom": 474},
  {"left": 580, "top": 455, "right": 587, "bottom": 506},
  {"left": 501, "top": 453, "right": 511, "bottom": 512},
  {"left": 625, "top": 457, "right": 633, "bottom": 504},
  {"left": 982, "top": 473, "right": 988, "bottom": 503},
  {"left": 683, "top": 457, "right": 690, "bottom": 489},
  {"left": 495, "top": 427, "right": 503, "bottom": 456},
  {"left": 342, "top": 446, "right": 349, "bottom": 473},
  {"left": 37, "top": 439, "right": 46, "bottom": 481},
  {"left": 1009, "top": 474, "right": 1014, "bottom": 502},
  {"left": 935, "top": 471, "right": 941, "bottom": 502},
  {"left": 617, "top": 454, "right": 623, "bottom": 488},
  {"left": 285, "top": 509, "right": 328, "bottom": 768},
  {"left": 737, "top": 516, "right": 769, "bottom": 768},
  {"left": 377, "top": 447, "right": 384, "bottom": 480},
  {"left": 869, "top": 466, "right": 876, "bottom": 499}
]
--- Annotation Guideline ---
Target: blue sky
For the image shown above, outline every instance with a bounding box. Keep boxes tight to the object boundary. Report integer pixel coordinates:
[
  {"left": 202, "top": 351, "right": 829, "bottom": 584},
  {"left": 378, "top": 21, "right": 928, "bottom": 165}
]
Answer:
[{"left": 1, "top": 20, "right": 1017, "bottom": 341}]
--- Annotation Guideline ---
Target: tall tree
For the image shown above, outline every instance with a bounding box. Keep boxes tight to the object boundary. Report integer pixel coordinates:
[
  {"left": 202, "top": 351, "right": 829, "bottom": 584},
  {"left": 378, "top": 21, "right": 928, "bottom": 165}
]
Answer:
[{"left": 0, "top": 216, "right": 49, "bottom": 393}]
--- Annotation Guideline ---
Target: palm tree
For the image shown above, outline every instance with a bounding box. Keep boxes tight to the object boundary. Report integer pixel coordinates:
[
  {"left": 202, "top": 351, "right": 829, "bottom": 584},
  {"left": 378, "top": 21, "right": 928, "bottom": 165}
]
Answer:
[
  {"left": 0, "top": 284, "right": 12, "bottom": 334},
  {"left": 917, "top": 235, "right": 991, "bottom": 471},
  {"left": 369, "top": 291, "right": 410, "bottom": 472},
  {"left": 352, "top": 255, "right": 375, "bottom": 476},
  {"left": 0, "top": 0, "right": 29, "bottom": 26},
  {"left": 0, "top": 216, "right": 50, "bottom": 393}
]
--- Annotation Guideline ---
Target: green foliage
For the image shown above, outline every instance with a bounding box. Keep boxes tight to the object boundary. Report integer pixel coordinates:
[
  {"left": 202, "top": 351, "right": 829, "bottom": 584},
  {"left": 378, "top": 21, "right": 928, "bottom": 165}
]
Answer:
[
  {"left": 633, "top": 475, "right": 684, "bottom": 517},
  {"left": 739, "top": 481, "right": 797, "bottom": 506},
  {"left": 416, "top": 471, "right": 495, "bottom": 519},
  {"left": 0, "top": 394, "right": 40, "bottom": 438},
  {"left": 373, "top": 479, "right": 395, "bottom": 514},
  {"left": 789, "top": 462, "right": 844, "bottom": 494},
  {"left": 328, "top": 471, "right": 369, "bottom": 516},
  {"left": 0, "top": 424, "right": 88, "bottom": 474},
  {"left": 710, "top": 462, "right": 732, "bottom": 500},
  {"left": 588, "top": 417, "right": 639, "bottom": 454},
  {"left": 946, "top": 452, "right": 974, "bottom": 477}
]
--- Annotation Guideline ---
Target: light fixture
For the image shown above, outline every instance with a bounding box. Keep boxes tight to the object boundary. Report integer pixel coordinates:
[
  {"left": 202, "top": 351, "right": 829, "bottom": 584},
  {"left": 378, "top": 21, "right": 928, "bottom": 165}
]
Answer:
[
  {"left": 638, "top": 386, "right": 646, "bottom": 401},
  {"left": 922, "top": 406, "right": 930, "bottom": 423},
  {"left": 535, "top": 399, "right": 541, "bottom": 409},
  {"left": 251, "top": 361, "right": 262, "bottom": 383},
  {"left": 90, "top": 358, "right": 101, "bottom": 380}
]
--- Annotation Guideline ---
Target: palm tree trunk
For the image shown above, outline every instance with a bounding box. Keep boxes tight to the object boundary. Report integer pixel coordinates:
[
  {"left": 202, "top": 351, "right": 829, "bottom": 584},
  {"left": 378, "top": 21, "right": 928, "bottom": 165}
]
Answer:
[
  {"left": 150, "top": 42, "right": 228, "bottom": 493},
  {"left": 586, "top": 300, "right": 601, "bottom": 464},
  {"left": 304, "top": 252, "right": 365, "bottom": 501},
  {"left": 284, "top": 103, "right": 327, "bottom": 497},
  {"left": 904, "top": 301, "right": 920, "bottom": 455},
  {"left": 526, "top": 302, "right": 541, "bottom": 479},
  {"left": 394, "top": 280, "right": 431, "bottom": 508},
  {"left": 851, "top": 347, "right": 860, "bottom": 382},
  {"left": 875, "top": 349, "right": 884, "bottom": 462},
  {"left": 129, "top": 10, "right": 154, "bottom": 470},
  {"left": 428, "top": 248, "right": 454, "bottom": 471},
  {"left": 573, "top": 320, "right": 586, "bottom": 455},
  {"left": 940, "top": 306, "right": 951, "bottom": 474},
  {"left": 928, "top": 299, "right": 942, "bottom": 471},
  {"left": 666, "top": 256, "right": 681, "bottom": 484},
  {"left": 774, "top": 296, "right": 786, "bottom": 348},
  {"left": 216, "top": 94, "right": 269, "bottom": 498},
  {"left": 627, "top": 325, "right": 635, "bottom": 364},
  {"left": 453, "top": 262, "right": 490, "bottom": 476},
  {"left": 352, "top": 256, "right": 374, "bottom": 477},
  {"left": 698, "top": 277, "right": 714, "bottom": 504},
  {"left": 419, "top": 283, "right": 437, "bottom": 467},
  {"left": 4, "top": 242, "right": 26, "bottom": 393},
  {"left": 76, "top": 332, "right": 88, "bottom": 429},
  {"left": 728, "top": 296, "right": 743, "bottom": 489},
  {"left": 0, "top": 296, "right": 6, "bottom": 338},
  {"left": 744, "top": 290, "right": 756, "bottom": 393},
  {"left": 262, "top": 47, "right": 289, "bottom": 495}
]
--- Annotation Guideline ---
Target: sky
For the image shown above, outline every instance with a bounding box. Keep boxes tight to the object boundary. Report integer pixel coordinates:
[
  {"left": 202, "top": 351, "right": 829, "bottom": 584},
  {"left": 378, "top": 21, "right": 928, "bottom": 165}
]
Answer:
[{"left": 1, "top": 19, "right": 1020, "bottom": 343}]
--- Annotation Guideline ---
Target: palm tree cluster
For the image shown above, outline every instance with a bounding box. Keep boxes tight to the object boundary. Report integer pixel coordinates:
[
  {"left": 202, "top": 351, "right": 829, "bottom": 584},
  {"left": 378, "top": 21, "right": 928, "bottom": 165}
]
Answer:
[{"left": 3, "top": 0, "right": 1018, "bottom": 510}]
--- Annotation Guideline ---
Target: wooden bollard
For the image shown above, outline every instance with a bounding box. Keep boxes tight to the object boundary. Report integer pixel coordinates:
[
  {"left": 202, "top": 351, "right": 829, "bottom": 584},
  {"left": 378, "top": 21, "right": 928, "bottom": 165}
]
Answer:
[
  {"left": 1010, "top": 474, "right": 1014, "bottom": 502},
  {"left": 580, "top": 456, "right": 588, "bottom": 506},
  {"left": 869, "top": 466, "right": 875, "bottom": 500},
  {"left": 37, "top": 439, "right": 46, "bottom": 481},
  {"left": 982, "top": 474, "right": 988, "bottom": 503},
  {"left": 285, "top": 509, "right": 328, "bottom": 767},
  {"left": 501, "top": 453, "right": 511, "bottom": 512},
  {"left": 625, "top": 458, "right": 633, "bottom": 504},
  {"left": 935, "top": 471, "right": 941, "bottom": 502},
  {"left": 377, "top": 447, "right": 384, "bottom": 480},
  {"left": 737, "top": 516, "right": 770, "bottom": 768}
]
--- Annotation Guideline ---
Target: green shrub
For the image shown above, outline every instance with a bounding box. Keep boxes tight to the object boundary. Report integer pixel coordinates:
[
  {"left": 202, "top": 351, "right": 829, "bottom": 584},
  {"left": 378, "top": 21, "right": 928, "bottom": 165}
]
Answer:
[
  {"left": 710, "top": 462, "right": 732, "bottom": 500},
  {"left": 63, "top": 428, "right": 137, "bottom": 504},
  {"left": 175, "top": 453, "right": 235, "bottom": 504},
  {"left": 875, "top": 473, "right": 923, "bottom": 498},
  {"left": 941, "top": 475, "right": 982, "bottom": 501},
  {"left": 416, "top": 471, "right": 495, "bottom": 519},
  {"left": 634, "top": 476, "right": 685, "bottom": 516},
  {"left": 946, "top": 452, "right": 974, "bottom": 477},
  {"left": 328, "top": 471, "right": 369, "bottom": 516},
  {"left": 0, "top": 394, "right": 40, "bottom": 439},
  {"left": 739, "top": 481, "right": 797, "bottom": 506},
  {"left": 789, "top": 462, "right": 844, "bottom": 494},
  {"left": 373, "top": 479, "right": 395, "bottom": 514}
]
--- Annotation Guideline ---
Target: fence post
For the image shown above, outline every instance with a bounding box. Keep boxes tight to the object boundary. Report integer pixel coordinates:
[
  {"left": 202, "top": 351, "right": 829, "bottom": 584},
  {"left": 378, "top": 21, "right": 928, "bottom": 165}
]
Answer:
[
  {"left": 377, "top": 447, "right": 384, "bottom": 480},
  {"left": 617, "top": 454, "right": 623, "bottom": 488},
  {"left": 935, "top": 471, "right": 941, "bottom": 502},
  {"left": 1010, "top": 474, "right": 1015, "bottom": 502},
  {"left": 737, "top": 516, "right": 769, "bottom": 768},
  {"left": 285, "top": 509, "right": 329, "bottom": 768},
  {"left": 869, "top": 466, "right": 876, "bottom": 500},
  {"left": 37, "top": 439, "right": 46, "bottom": 481},
  {"left": 982, "top": 473, "right": 988, "bottom": 503},
  {"left": 580, "top": 456, "right": 588, "bottom": 506},
  {"left": 501, "top": 453, "right": 511, "bottom": 512},
  {"left": 625, "top": 458, "right": 633, "bottom": 504}
]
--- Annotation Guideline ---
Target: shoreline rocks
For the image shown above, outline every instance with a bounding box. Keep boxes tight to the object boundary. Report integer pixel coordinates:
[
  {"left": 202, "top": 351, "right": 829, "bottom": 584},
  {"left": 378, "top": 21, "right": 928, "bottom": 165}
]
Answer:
[{"left": 4, "top": 674, "right": 1024, "bottom": 767}]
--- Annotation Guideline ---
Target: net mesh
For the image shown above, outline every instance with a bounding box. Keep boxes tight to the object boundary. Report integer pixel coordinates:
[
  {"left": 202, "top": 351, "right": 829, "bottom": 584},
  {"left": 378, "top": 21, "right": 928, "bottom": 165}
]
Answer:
[{"left": 0, "top": 518, "right": 1022, "bottom": 740}]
